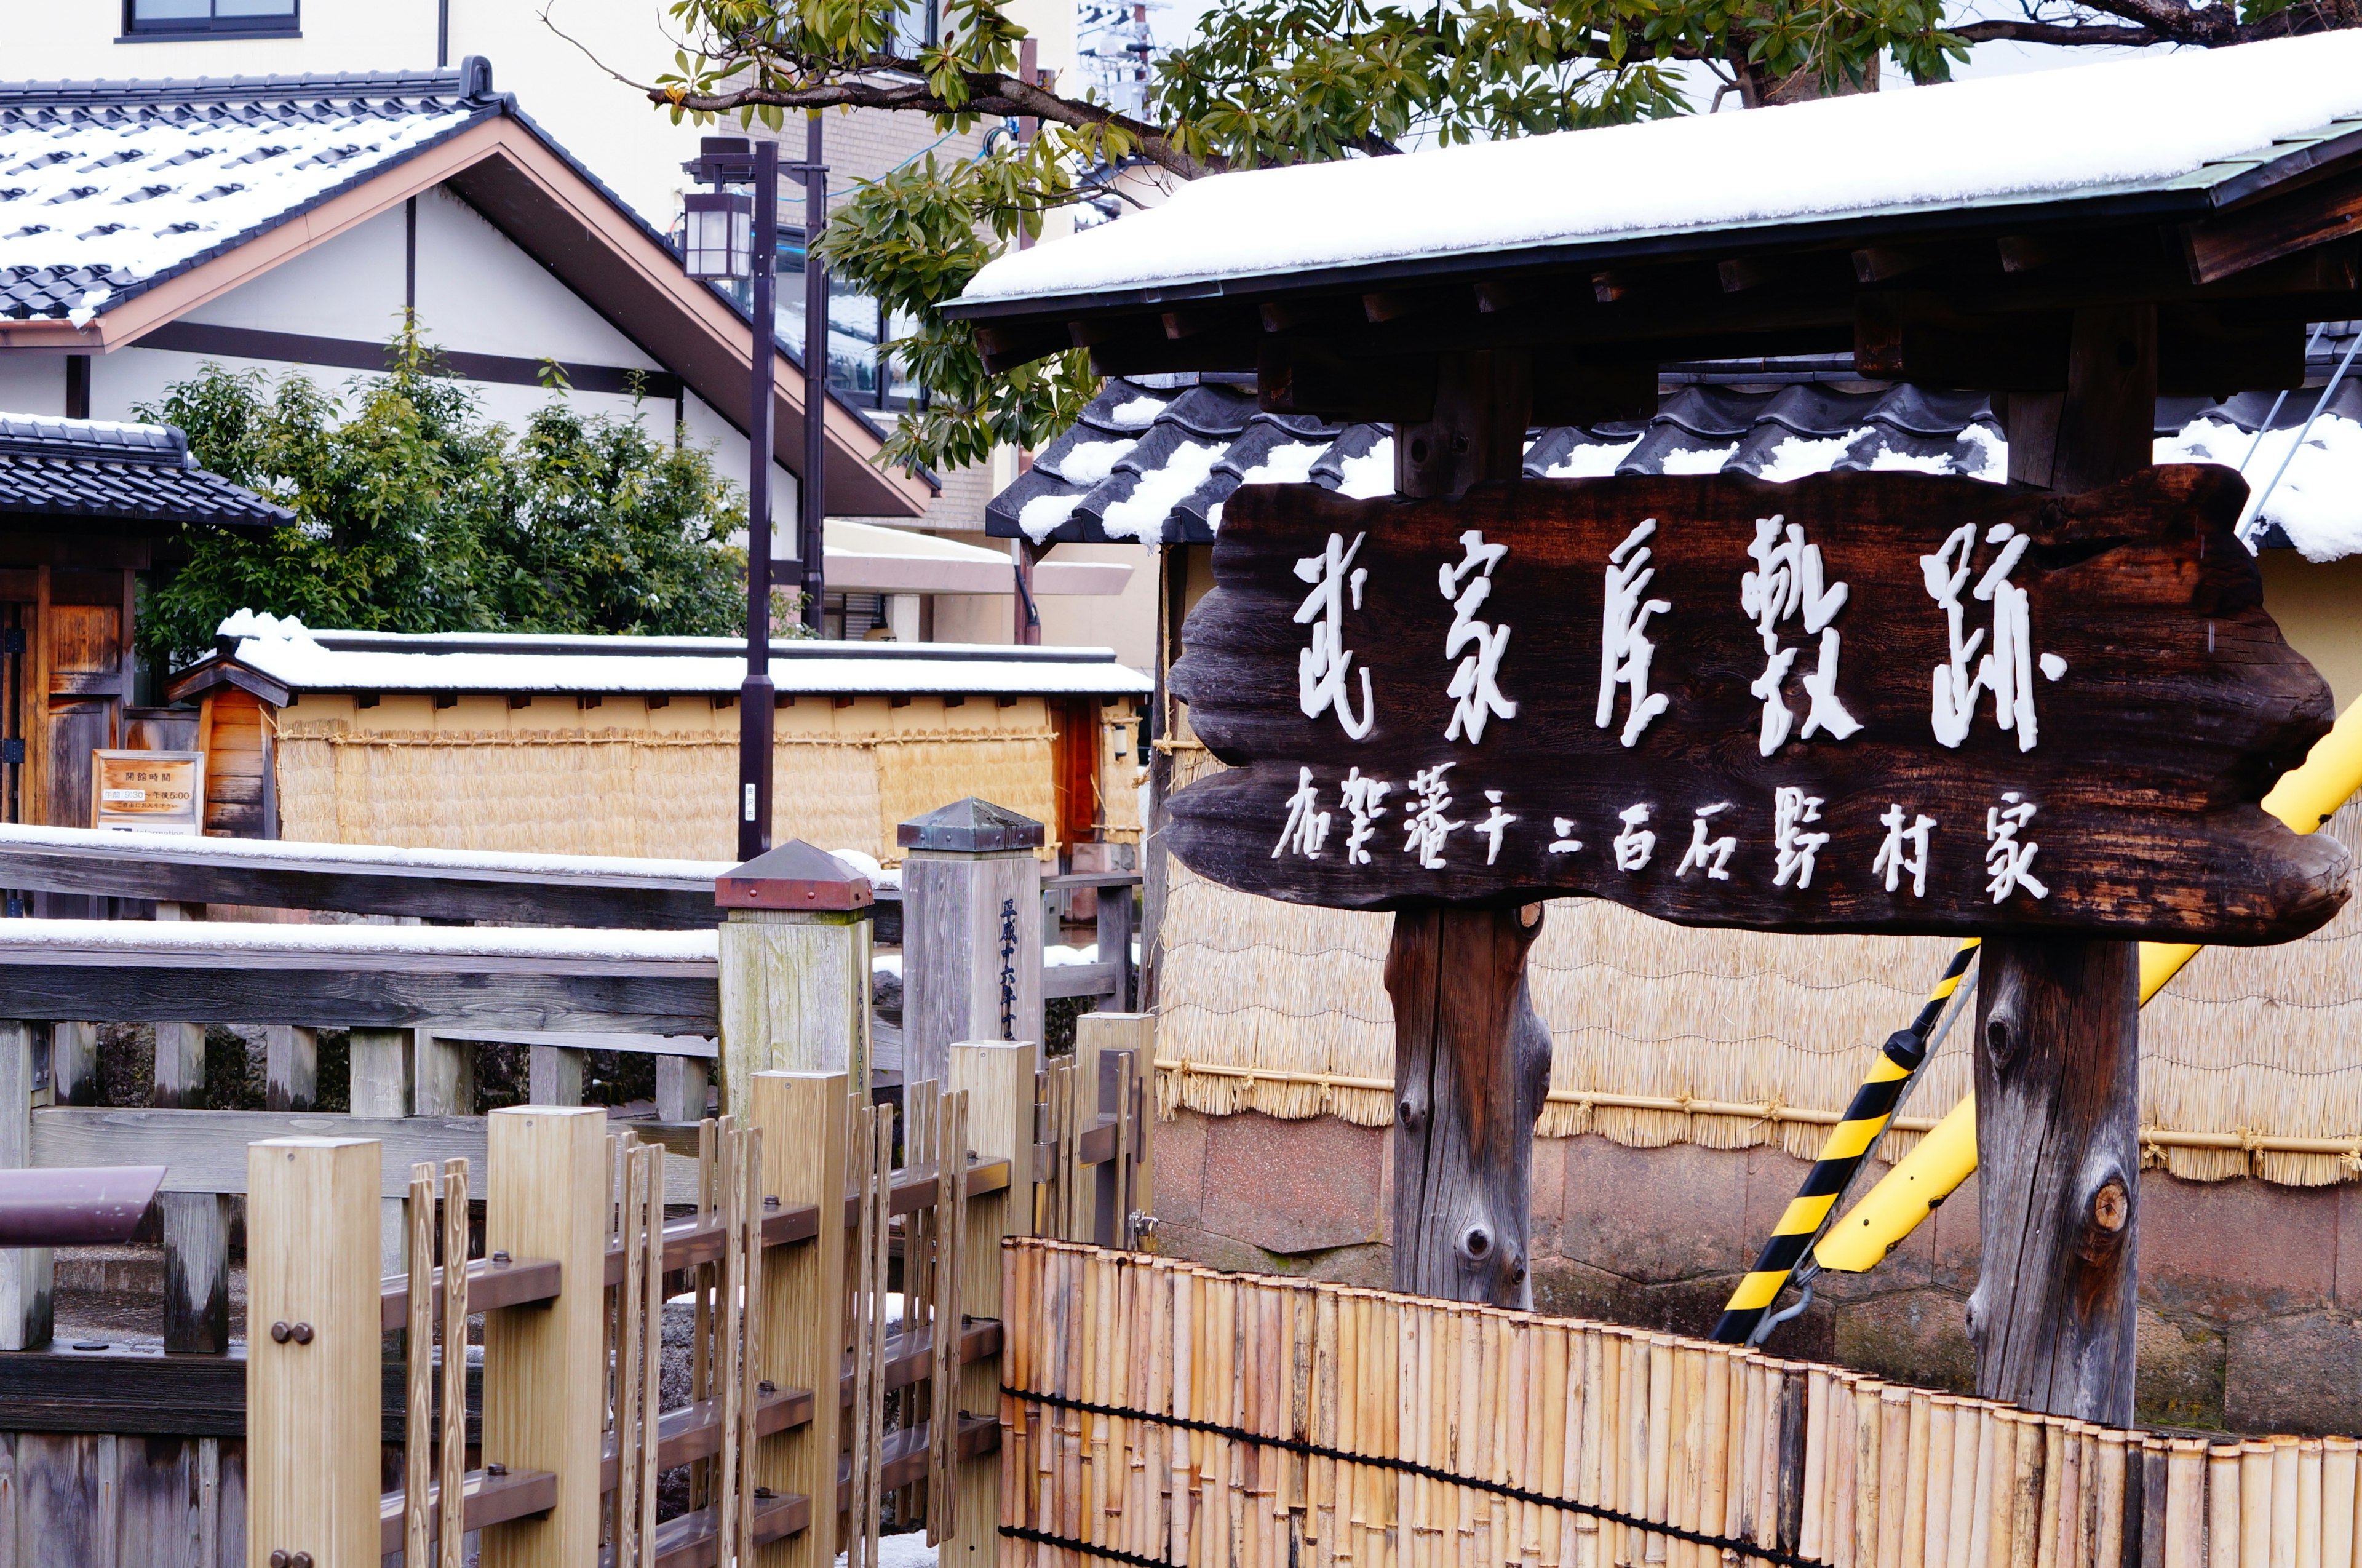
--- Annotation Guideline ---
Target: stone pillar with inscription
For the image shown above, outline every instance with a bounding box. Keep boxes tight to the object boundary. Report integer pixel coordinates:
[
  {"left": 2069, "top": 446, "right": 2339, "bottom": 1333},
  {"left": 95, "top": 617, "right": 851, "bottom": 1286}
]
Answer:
[
  {"left": 899, "top": 798, "right": 1046, "bottom": 1087},
  {"left": 714, "top": 842, "right": 875, "bottom": 1115}
]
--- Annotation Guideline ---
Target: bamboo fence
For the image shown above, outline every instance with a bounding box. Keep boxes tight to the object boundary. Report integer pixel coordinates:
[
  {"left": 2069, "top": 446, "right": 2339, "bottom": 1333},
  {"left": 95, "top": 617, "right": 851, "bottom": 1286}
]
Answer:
[
  {"left": 1156, "top": 737, "right": 2362, "bottom": 1187},
  {"left": 1004, "top": 1237, "right": 2362, "bottom": 1568}
]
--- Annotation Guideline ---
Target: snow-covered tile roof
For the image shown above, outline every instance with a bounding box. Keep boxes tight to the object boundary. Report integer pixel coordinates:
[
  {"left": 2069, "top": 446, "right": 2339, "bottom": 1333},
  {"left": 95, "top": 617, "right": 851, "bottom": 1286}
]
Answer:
[
  {"left": 961, "top": 34, "right": 2362, "bottom": 309},
  {"left": 182, "top": 618, "right": 1153, "bottom": 698},
  {"left": 996, "top": 371, "right": 2362, "bottom": 561},
  {"left": 0, "top": 410, "right": 292, "bottom": 526},
  {"left": 0, "top": 63, "right": 498, "bottom": 324}
]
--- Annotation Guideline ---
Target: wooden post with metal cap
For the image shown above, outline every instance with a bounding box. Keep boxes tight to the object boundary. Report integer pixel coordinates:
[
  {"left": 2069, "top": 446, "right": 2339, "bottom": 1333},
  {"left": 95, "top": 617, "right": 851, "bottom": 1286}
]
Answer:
[{"left": 714, "top": 840, "right": 876, "bottom": 1113}]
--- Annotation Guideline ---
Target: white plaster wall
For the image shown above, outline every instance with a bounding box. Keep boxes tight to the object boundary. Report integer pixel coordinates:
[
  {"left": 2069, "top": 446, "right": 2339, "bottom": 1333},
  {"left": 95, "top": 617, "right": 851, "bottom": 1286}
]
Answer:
[
  {"left": 180, "top": 202, "right": 409, "bottom": 340},
  {"left": 0, "top": 357, "right": 67, "bottom": 418},
  {"left": 10, "top": 1, "right": 437, "bottom": 94},
  {"left": 1035, "top": 540, "right": 1155, "bottom": 672},
  {"left": 410, "top": 186, "right": 661, "bottom": 366}
]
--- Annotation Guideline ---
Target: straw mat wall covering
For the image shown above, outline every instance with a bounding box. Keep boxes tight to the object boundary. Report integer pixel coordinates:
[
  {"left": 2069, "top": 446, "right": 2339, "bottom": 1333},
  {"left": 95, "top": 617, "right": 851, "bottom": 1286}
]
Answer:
[
  {"left": 1157, "top": 742, "right": 2362, "bottom": 1186},
  {"left": 277, "top": 720, "right": 1059, "bottom": 862}
]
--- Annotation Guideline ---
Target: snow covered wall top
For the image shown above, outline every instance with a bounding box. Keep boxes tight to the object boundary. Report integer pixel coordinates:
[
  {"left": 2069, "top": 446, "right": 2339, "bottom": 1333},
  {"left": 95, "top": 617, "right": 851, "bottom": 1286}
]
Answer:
[{"left": 961, "top": 33, "right": 2362, "bottom": 306}]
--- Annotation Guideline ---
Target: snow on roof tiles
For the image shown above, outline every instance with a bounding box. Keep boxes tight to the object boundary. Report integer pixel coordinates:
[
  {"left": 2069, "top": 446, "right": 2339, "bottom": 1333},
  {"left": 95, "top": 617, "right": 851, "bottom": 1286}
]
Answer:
[
  {"left": 996, "top": 369, "right": 2362, "bottom": 560},
  {"left": 188, "top": 621, "right": 1152, "bottom": 698},
  {"left": 0, "top": 64, "right": 496, "bottom": 323},
  {"left": 960, "top": 33, "right": 2362, "bottom": 308},
  {"left": 0, "top": 410, "right": 292, "bottom": 526}
]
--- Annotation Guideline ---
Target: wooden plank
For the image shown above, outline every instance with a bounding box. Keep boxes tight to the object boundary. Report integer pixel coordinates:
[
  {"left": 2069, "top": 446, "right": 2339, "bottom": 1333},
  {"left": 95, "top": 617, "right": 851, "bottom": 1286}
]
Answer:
[
  {"left": 50, "top": 1022, "right": 97, "bottom": 1108},
  {"left": 479, "top": 1107, "right": 610, "bottom": 1568},
  {"left": 33, "top": 1107, "right": 486, "bottom": 1196},
  {"left": 656, "top": 1056, "right": 709, "bottom": 1121},
  {"left": 0, "top": 966, "right": 719, "bottom": 1032},
  {"left": 246, "top": 1136, "right": 380, "bottom": 1568},
  {"left": 151, "top": 1021, "right": 204, "bottom": 1110},
  {"left": 1166, "top": 466, "right": 2344, "bottom": 944},
  {"left": 1970, "top": 937, "right": 2141, "bottom": 1425},
  {"left": 160, "top": 1192, "right": 230, "bottom": 1356},
  {"left": 749, "top": 1072, "right": 848, "bottom": 1568},
  {"left": 262, "top": 1025, "right": 315, "bottom": 1113},
  {"left": 525, "top": 1045, "right": 583, "bottom": 1107},
  {"left": 0, "top": 1347, "right": 247, "bottom": 1436},
  {"left": 0, "top": 1024, "right": 50, "bottom": 1351},
  {"left": 0, "top": 827, "right": 722, "bottom": 928},
  {"left": 376, "top": 1465, "right": 560, "bottom": 1558},
  {"left": 947, "top": 1041, "right": 1035, "bottom": 1568},
  {"left": 1044, "top": 962, "right": 1121, "bottom": 1001}
]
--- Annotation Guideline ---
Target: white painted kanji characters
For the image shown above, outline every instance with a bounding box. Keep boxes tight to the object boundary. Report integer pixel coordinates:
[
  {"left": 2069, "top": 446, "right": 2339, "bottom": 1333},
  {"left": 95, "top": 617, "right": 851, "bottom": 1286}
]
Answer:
[
  {"left": 1772, "top": 786, "right": 1829, "bottom": 888},
  {"left": 1922, "top": 522, "right": 2068, "bottom": 754},
  {"left": 1549, "top": 817, "right": 1583, "bottom": 854},
  {"left": 1674, "top": 802, "right": 1738, "bottom": 881},
  {"left": 1272, "top": 766, "right": 1332, "bottom": 859},
  {"left": 1439, "top": 530, "right": 1519, "bottom": 744},
  {"left": 1402, "top": 763, "right": 1462, "bottom": 870},
  {"left": 1294, "top": 530, "right": 1374, "bottom": 740},
  {"left": 1740, "top": 515, "right": 1860, "bottom": 757},
  {"left": 1339, "top": 768, "right": 1391, "bottom": 866},
  {"left": 1872, "top": 803, "right": 1937, "bottom": 897},
  {"left": 1597, "top": 519, "right": 1673, "bottom": 749},
  {"left": 1476, "top": 790, "right": 1517, "bottom": 866},
  {"left": 1984, "top": 791, "right": 2050, "bottom": 902},
  {"left": 1613, "top": 804, "right": 1656, "bottom": 870}
]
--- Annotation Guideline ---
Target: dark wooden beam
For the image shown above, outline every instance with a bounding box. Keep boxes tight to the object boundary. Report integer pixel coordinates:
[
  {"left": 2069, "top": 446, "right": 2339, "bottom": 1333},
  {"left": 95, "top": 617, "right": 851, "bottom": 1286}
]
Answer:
[
  {"left": 1259, "top": 340, "right": 1436, "bottom": 423},
  {"left": 1161, "top": 306, "right": 1254, "bottom": 341},
  {"left": 1855, "top": 292, "right": 2072, "bottom": 389},
  {"left": 1853, "top": 244, "right": 1942, "bottom": 283},
  {"left": 2158, "top": 305, "right": 2303, "bottom": 396},
  {"left": 1531, "top": 357, "right": 1658, "bottom": 427},
  {"left": 1088, "top": 327, "right": 1258, "bottom": 376},
  {"left": 975, "top": 320, "right": 1074, "bottom": 373},
  {"left": 1260, "top": 296, "right": 1362, "bottom": 333},
  {"left": 2184, "top": 165, "right": 2362, "bottom": 285}
]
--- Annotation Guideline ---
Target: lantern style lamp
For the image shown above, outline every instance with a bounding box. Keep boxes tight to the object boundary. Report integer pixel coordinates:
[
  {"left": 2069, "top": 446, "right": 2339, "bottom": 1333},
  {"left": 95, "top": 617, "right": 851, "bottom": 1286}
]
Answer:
[{"left": 682, "top": 189, "right": 754, "bottom": 280}]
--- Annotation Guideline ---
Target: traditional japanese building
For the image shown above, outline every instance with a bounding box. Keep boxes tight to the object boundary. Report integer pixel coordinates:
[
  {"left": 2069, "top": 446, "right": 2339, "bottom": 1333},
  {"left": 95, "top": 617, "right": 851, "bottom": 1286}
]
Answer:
[{"left": 0, "top": 414, "right": 289, "bottom": 896}]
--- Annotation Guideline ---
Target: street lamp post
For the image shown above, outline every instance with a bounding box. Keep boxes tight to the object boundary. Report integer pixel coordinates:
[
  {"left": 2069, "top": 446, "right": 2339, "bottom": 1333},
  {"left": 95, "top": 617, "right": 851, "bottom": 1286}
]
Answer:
[
  {"left": 795, "top": 111, "right": 829, "bottom": 637},
  {"left": 683, "top": 135, "right": 779, "bottom": 860}
]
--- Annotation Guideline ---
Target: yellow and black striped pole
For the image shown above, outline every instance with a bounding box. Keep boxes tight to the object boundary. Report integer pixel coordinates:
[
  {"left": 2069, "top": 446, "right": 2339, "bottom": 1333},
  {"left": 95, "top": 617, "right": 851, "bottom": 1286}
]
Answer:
[{"left": 1709, "top": 939, "right": 1978, "bottom": 1347}]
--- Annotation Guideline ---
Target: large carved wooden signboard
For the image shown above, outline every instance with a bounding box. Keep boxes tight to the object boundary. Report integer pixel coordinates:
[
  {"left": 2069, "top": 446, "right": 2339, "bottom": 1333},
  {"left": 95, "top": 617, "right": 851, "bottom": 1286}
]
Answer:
[{"left": 1168, "top": 466, "right": 2348, "bottom": 943}]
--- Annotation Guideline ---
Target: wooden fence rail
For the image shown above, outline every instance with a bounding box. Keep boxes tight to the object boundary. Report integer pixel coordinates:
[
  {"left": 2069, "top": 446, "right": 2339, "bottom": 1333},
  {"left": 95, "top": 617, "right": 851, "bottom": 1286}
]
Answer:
[{"left": 1003, "top": 1238, "right": 2362, "bottom": 1568}]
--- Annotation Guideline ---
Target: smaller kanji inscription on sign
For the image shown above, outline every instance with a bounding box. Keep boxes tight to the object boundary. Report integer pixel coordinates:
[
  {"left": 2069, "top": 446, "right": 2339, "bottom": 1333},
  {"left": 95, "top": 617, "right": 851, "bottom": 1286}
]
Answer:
[{"left": 1166, "top": 466, "right": 2350, "bottom": 943}]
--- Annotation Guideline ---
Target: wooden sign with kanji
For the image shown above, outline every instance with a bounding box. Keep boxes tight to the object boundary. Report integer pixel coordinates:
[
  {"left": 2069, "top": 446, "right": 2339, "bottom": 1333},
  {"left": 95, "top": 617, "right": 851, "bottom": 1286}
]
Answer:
[{"left": 1167, "top": 465, "right": 2348, "bottom": 944}]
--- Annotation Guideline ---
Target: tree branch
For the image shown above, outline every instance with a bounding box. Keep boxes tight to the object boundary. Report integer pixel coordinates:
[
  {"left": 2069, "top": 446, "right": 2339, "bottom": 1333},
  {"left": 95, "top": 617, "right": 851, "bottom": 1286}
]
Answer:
[
  {"left": 654, "top": 66, "right": 1227, "bottom": 180},
  {"left": 1948, "top": 17, "right": 2164, "bottom": 43}
]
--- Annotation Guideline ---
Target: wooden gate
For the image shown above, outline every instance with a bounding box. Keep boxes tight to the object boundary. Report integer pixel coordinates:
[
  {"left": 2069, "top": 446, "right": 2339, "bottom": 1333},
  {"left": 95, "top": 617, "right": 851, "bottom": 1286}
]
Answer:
[{"left": 1002, "top": 1238, "right": 2362, "bottom": 1568}]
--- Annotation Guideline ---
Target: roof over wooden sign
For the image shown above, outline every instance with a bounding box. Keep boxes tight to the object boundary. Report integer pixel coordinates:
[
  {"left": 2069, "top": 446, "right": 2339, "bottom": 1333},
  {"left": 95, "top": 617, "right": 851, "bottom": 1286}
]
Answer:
[{"left": 939, "top": 37, "right": 2362, "bottom": 423}]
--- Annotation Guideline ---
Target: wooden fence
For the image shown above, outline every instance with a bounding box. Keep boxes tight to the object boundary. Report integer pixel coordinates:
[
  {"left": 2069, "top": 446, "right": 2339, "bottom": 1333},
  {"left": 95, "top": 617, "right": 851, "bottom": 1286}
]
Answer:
[
  {"left": 0, "top": 818, "right": 1147, "bottom": 1567},
  {"left": 1002, "top": 1239, "right": 2362, "bottom": 1568}
]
